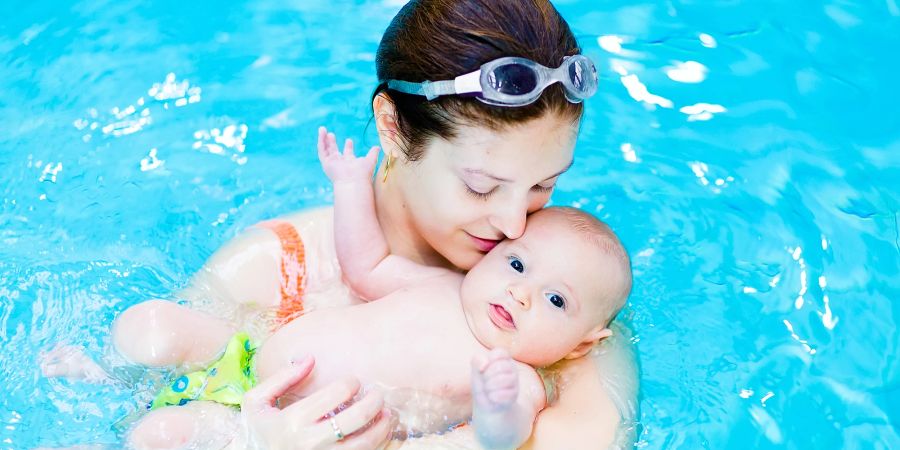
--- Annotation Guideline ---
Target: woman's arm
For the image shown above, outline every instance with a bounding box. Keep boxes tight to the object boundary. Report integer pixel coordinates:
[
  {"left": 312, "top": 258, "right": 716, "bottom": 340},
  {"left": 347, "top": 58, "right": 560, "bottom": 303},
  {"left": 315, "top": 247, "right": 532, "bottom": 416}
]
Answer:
[{"left": 520, "top": 356, "right": 620, "bottom": 450}]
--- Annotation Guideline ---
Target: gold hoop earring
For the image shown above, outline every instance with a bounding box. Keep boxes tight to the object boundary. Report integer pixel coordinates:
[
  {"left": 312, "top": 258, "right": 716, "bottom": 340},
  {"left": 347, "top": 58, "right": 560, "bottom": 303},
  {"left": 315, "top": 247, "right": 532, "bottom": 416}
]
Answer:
[{"left": 382, "top": 153, "right": 393, "bottom": 183}]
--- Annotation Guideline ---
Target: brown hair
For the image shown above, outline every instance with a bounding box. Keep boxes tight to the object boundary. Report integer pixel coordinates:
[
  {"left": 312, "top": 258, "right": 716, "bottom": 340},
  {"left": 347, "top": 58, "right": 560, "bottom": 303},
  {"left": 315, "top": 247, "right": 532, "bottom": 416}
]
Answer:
[{"left": 374, "top": 0, "right": 584, "bottom": 161}]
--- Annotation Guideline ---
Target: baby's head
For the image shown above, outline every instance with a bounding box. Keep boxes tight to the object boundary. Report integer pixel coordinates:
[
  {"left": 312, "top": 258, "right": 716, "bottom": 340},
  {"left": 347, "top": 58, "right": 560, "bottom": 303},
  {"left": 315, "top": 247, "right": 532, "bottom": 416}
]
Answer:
[{"left": 461, "top": 207, "right": 632, "bottom": 367}]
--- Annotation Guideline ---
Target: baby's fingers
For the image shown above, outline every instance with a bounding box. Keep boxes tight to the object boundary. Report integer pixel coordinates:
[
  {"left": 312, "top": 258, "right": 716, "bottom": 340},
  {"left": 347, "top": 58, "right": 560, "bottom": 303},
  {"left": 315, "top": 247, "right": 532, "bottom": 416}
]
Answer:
[
  {"left": 342, "top": 138, "right": 355, "bottom": 158},
  {"left": 318, "top": 128, "right": 343, "bottom": 163},
  {"left": 317, "top": 126, "right": 330, "bottom": 160},
  {"left": 483, "top": 371, "right": 518, "bottom": 392},
  {"left": 472, "top": 353, "right": 491, "bottom": 374},
  {"left": 365, "top": 146, "right": 380, "bottom": 168},
  {"left": 486, "top": 387, "right": 518, "bottom": 406},
  {"left": 487, "top": 347, "right": 512, "bottom": 362},
  {"left": 327, "top": 132, "right": 339, "bottom": 155}
]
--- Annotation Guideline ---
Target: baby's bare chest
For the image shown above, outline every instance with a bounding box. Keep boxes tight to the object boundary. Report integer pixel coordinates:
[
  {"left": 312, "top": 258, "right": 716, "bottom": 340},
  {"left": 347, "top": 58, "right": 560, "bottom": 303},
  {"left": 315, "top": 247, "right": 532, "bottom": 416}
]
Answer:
[{"left": 259, "top": 281, "right": 480, "bottom": 393}]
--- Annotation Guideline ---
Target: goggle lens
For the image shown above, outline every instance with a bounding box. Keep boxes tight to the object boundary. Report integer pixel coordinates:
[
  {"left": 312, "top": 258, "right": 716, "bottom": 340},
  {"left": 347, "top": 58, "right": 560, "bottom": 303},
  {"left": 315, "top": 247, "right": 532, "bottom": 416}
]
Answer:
[
  {"left": 569, "top": 59, "right": 586, "bottom": 91},
  {"left": 488, "top": 63, "right": 538, "bottom": 96}
]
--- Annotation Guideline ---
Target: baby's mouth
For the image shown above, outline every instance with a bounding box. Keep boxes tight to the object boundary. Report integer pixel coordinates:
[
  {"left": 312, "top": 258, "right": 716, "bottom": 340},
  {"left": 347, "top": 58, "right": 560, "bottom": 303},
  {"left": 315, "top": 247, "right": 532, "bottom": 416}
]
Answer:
[{"left": 488, "top": 303, "right": 516, "bottom": 330}]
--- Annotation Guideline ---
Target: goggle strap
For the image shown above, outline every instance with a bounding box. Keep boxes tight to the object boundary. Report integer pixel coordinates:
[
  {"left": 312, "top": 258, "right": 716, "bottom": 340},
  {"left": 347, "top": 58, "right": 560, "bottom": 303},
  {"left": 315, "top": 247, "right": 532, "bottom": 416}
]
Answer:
[
  {"left": 454, "top": 71, "right": 482, "bottom": 95},
  {"left": 386, "top": 79, "right": 457, "bottom": 101}
]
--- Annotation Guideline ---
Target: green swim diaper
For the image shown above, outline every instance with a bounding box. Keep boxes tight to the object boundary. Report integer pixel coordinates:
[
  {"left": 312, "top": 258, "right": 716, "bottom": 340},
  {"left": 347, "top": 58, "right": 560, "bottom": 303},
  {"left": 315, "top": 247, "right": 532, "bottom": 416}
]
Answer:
[{"left": 150, "top": 332, "right": 256, "bottom": 410}]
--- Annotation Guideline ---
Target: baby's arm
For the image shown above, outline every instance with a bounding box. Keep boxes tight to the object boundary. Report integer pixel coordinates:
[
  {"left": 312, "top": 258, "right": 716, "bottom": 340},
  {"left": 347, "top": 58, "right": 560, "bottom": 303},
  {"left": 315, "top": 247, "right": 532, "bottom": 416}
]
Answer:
[
  {"left": 471, "top": 349, "right": 546, "bottom": 450},
  {"left": 318, "top": 128, "right": 446, "bottom": 300}
]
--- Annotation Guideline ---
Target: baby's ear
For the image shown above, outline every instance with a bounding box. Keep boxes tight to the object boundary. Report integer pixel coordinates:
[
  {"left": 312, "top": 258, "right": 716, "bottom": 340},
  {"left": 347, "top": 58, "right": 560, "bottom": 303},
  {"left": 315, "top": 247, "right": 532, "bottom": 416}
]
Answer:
[{"left": 564, "top": 326, "right": 613, "bottom": 360}]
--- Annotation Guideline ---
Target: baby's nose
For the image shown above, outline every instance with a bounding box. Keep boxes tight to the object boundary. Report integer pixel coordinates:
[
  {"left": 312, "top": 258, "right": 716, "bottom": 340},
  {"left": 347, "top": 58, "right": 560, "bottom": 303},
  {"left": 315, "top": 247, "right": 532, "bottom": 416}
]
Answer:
[{"left": 507, "top": 284, "right": 531, "bottom": 310}]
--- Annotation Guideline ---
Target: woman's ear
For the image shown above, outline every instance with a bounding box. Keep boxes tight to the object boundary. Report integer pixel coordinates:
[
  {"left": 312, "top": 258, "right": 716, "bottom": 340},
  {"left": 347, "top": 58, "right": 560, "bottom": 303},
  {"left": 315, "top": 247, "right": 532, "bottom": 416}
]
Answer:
[
  {"left": 564, "top": 326, "right": 613, "bottom": 360},
  {"left": 373, "top": 93, "right": 402, "bottom": 158}
]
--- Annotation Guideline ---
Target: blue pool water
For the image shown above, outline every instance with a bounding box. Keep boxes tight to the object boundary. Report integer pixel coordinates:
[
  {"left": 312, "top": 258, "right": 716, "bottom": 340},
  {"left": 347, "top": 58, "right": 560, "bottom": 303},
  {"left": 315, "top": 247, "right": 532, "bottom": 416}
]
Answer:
[{"left": 2, "top": 0, "right": 899, "bottom": 448}]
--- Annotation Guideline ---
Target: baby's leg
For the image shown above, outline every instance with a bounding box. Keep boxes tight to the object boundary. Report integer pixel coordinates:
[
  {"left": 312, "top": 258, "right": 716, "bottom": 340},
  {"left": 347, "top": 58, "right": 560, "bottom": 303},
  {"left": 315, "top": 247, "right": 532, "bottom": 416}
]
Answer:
[
  {"left": 127, "top": 401, "right": 239, "bottom": 450},
  {"left": 113, "top": 300, "right": 235, "bottom": 369},
  {"left": 40, "top": 301, "right": 231, "bottom": 383}
]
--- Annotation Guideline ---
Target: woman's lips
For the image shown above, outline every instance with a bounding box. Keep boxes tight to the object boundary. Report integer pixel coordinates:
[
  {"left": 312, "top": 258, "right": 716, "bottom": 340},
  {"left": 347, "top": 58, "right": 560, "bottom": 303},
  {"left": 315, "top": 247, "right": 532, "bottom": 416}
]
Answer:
[
  {"left": 488, "top": 304, "right": 516, "bottom": 330},
  {"left": 467, "top": 233, "right": 501, "bottom": 253}
]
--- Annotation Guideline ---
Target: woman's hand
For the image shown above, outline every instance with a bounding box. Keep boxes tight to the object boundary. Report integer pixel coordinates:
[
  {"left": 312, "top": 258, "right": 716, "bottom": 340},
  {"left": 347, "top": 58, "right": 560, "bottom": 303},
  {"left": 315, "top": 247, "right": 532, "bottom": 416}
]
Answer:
[
  {"left": 317, "top": 126, "right": 380, "bottom": 185},
  {"left": 242, "top": 356, "right": 392, "bottom": 450}
]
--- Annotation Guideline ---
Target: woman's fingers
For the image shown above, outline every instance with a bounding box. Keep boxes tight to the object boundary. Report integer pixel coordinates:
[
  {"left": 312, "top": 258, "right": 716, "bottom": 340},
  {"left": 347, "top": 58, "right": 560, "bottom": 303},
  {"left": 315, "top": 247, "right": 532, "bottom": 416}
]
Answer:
[
  {"left": 329, "top": 389, "right": 385, "bottom": 437},
  {"left": 242, "top": 357, "right": 316, "bottom": 412},
  {"left": 338, "top": 408, "right": 393, "bottom": 450},
  {"left": 286, "top": 376, "right": 361, "bottom": 422}
]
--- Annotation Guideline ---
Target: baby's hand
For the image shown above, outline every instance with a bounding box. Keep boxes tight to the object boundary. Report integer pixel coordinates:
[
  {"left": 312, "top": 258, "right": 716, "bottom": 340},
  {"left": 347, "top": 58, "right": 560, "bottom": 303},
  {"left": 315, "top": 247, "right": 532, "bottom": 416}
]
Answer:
[
  {"left": 317, "top": 126, "right": 379, "bottom": 184},
  {"left": 471, "top": 348, "right": 519, "bottom": 412}
]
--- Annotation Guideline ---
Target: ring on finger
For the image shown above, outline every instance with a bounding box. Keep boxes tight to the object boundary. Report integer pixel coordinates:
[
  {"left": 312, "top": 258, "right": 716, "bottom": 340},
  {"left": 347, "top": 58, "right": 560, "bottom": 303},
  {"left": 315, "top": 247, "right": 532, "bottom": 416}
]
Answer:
[{"left": 329, "top": 415, "right": 345, "bottom": 441}]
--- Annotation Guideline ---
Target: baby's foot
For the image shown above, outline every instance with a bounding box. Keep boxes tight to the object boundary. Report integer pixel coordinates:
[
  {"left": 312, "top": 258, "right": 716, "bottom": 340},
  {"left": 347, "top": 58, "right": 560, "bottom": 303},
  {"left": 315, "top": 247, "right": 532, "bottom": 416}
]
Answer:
[{"left": 41, "top": 345, "right": 111, "bottom": 383}]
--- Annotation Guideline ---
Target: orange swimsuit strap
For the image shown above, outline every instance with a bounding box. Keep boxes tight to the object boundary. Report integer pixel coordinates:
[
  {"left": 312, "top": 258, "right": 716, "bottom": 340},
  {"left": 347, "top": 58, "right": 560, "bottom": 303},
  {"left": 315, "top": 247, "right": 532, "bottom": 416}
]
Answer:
[{"left": 255, "top": 220, "right": 306, "bottom": 324}]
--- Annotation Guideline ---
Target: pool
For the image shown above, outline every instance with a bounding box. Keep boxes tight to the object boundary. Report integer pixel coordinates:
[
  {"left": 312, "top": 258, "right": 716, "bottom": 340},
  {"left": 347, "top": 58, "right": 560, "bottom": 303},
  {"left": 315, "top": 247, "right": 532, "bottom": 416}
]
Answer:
[{"left": 1, "top": 0, "right": 898, "bottom": 448}]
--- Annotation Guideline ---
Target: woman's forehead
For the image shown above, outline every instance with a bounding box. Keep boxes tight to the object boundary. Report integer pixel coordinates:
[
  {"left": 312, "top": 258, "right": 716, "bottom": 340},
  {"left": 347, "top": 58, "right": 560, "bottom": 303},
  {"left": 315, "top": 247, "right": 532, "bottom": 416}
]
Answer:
[
  {"left": 451, "top": 115, "right": 578, "bottom": 148},
  {"left": 441, "top": 117, "right": 577, "bottom": 177}
]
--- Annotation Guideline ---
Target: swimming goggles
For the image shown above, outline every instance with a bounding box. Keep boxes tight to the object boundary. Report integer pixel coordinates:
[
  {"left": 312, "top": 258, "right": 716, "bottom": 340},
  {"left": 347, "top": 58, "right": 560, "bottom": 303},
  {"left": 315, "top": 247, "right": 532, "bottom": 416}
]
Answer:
[{"left": 385, "top": 55, "right": 598, "bottom": 107}]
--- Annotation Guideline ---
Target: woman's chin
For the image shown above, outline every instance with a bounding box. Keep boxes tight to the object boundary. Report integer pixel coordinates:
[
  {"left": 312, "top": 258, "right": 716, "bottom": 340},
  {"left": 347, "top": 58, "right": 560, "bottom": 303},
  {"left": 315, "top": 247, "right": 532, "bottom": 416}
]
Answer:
[{"left": 444, "top": 248, "right": 482, "bottom": 271}]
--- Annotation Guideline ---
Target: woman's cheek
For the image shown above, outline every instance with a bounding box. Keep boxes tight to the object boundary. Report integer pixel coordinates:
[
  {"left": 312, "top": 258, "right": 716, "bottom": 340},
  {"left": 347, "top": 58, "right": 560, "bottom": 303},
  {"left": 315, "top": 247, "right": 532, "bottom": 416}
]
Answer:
[{"left": 527, "top": 191, "right": 552, "bottom": 213}]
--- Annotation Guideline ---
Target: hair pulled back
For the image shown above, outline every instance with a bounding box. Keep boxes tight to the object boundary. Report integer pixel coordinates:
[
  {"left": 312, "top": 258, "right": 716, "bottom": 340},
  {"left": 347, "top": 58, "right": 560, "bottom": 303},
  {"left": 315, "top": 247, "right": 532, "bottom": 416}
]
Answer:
[{"left": 374, "top": 0, "right": 583, "bottom": 161}]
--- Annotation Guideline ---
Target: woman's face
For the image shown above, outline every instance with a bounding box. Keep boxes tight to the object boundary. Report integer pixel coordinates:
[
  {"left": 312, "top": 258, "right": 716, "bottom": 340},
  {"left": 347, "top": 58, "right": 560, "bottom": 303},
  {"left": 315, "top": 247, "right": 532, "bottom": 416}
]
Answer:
[{"left": 391, "top": 113, "right": 578, "bottom": 271}]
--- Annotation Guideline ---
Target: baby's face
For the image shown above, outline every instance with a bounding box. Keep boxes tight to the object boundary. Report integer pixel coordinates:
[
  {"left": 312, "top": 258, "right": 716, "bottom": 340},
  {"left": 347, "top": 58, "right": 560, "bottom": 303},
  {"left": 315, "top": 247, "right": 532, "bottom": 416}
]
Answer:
[{"left": 460, "top": 212, "right": 620, "bottom": 367}]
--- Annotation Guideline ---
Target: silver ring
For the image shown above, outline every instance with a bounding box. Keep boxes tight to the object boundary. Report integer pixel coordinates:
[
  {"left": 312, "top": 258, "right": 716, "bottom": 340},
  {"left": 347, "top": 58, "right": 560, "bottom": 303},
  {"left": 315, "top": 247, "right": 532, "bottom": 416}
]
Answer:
[{"left": 329, "top": 415, "right": 345, "bottom": 441}]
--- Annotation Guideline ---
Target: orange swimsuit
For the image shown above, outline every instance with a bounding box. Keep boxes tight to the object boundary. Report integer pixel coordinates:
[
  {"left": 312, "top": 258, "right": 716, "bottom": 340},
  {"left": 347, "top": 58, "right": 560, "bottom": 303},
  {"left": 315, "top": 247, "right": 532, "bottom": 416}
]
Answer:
[{"left": 255, "top": 220, "right": 307, "bottom": 325}]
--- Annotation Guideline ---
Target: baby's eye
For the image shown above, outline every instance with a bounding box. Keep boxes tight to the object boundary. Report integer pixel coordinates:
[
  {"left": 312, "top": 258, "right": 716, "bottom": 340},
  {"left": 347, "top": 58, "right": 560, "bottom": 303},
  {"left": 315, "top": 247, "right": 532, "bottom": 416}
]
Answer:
[
  {"left": 508, "top": 256, "right": 524, "bottom": 273},
  {"left": 546, "top": 293, "right": 566, "bottom": 309}
]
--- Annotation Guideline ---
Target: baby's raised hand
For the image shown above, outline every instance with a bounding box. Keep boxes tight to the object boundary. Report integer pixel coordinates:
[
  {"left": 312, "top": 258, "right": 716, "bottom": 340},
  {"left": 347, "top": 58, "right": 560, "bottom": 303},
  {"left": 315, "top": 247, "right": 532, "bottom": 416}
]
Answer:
[
  {"left": 317, "top": 126, "right": 380, "bottom": 184},
  {"left": 471, "top": 348, "right": 519, "bottom": 412}
]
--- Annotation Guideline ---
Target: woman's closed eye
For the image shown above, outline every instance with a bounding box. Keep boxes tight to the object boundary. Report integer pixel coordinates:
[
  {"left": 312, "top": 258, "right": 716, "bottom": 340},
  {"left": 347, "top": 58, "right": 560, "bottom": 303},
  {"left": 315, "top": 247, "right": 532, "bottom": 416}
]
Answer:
[
  {"left": 464, "top": 183, "right": 498, "bottom": 200},
  {"left": 465, "top": 180, "right": 554, "bottom": 200}
]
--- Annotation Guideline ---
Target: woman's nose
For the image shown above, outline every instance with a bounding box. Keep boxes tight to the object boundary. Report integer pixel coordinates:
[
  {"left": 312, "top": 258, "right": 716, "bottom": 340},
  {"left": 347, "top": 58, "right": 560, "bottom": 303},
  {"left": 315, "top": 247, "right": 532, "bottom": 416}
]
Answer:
[
  {"left": 489, "top": 196, "right": 528, "bottom": 239},
  {"left": 507, "top": 284, "right": 531, "bottom": 310}
]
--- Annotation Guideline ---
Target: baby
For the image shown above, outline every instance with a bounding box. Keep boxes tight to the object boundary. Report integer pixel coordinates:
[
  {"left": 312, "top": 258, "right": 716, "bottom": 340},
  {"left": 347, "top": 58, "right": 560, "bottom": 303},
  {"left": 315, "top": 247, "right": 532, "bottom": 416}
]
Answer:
[{"left": 52, "top": 135, "right": 632, "bottom": 449}]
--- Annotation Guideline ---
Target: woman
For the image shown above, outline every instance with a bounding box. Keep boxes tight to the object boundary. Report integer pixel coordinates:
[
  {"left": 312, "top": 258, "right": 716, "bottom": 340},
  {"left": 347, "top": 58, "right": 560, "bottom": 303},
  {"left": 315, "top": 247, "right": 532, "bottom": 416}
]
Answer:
[{"left": 116, "top": 1, "right": 634, "bottom": 448}]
